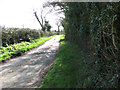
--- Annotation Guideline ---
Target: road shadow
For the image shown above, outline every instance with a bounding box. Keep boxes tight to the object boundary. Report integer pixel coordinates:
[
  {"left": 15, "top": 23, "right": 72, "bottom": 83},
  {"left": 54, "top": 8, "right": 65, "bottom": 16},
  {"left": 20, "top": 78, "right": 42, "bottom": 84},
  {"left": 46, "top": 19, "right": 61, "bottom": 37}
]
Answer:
[{"left": 59, "top": 38, "right": 65, "bottom": 42}]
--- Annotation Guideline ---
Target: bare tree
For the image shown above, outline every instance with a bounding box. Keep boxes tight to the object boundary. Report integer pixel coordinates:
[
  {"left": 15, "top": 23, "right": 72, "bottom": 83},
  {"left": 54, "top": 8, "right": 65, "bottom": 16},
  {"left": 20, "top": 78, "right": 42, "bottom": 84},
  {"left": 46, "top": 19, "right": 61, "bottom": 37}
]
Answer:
[
  {"left": 34, "top": 1, "right": 64, "bottom": 32},
  {"left": 56, "top": 21, "right": 61, "bottom": 35},
  {"left": 0, "top": 26, "right": 2, "bottom": 47},
  {"left": 34, "top": 5, "right": 52, "bottom": 31},
  {"left": 34, "top": 10, "right": 45, "bottom": 31}
]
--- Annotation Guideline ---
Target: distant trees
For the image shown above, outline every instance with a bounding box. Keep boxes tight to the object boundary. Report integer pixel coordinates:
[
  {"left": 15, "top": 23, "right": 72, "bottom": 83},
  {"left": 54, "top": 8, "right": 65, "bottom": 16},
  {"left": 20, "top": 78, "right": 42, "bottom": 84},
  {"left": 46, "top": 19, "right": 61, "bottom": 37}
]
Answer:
[
  {"left": 45, "top": 21, "right": 51, "bottom": 32},
  {"left": 34, "top": 8, "right": 52, "bottom": 32}
]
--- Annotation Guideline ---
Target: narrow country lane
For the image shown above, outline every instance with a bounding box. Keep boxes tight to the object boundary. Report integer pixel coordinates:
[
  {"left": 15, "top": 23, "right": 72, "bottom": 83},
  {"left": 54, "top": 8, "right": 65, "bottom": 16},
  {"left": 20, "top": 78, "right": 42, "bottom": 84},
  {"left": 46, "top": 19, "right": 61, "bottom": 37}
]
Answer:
[{"left": 0, "top": 35, "right": 61, "bottom": 88}]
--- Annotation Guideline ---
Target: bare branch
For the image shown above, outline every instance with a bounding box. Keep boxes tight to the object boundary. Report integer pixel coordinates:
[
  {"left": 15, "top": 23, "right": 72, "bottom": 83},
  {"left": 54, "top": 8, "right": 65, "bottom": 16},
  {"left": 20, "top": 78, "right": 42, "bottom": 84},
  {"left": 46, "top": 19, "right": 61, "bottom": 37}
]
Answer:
[
  {"left": 41, "top": 10, "right": 44, "bottom": 25},
  {"left": 34, "top": 12, "right": 43, "bottom": 28}
]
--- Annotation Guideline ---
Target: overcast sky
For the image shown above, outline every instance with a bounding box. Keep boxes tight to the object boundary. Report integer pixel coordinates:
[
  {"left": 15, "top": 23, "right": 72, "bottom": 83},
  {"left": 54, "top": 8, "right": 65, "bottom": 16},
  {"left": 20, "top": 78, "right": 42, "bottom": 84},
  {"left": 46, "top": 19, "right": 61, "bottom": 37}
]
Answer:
[{"left": 0, "top": 0, "right": 64, "bottom": 30}]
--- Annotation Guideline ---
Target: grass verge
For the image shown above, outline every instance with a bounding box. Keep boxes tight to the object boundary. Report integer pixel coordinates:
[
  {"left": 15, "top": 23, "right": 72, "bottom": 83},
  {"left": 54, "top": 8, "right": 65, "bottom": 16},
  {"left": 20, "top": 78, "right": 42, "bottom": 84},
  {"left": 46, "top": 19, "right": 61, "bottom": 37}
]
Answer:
[
  {"left": 39, "top": 36, "right": 96, "bottom": 88},
  {"left": 0, "top": 35, "right": 56, "bottom": 61}
]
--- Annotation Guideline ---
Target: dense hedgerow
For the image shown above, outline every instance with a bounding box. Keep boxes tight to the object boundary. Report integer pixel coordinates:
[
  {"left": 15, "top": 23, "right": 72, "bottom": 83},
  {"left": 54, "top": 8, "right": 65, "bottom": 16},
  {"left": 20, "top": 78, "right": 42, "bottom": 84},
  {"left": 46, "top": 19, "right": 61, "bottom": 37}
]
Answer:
[
  {"left": 2, "top": 28, "right": 40, "bottom": 46},
  {"left": 51, "top": 2, "right": 120, "bottom": 87},
  {"left": 1, "top": 27, "right": 57, "bottom": 47}
]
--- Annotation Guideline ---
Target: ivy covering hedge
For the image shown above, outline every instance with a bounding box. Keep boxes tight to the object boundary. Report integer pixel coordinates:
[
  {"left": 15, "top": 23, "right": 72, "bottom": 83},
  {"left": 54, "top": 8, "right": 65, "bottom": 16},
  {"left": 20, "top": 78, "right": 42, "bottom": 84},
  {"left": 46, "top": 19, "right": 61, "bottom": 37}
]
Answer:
[{"left": 52, "top": 2, "right": 120, "bottom": 87}]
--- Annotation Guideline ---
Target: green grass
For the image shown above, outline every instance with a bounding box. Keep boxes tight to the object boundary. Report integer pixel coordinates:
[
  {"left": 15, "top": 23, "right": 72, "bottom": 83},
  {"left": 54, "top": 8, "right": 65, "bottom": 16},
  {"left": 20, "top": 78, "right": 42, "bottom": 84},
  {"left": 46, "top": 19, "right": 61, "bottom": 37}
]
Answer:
[
  {"left": 0, "top": 35, "right": 56, "bottom": 61},
  {"left": 39, "top": 36, "right": 96, "bottom": 88}
]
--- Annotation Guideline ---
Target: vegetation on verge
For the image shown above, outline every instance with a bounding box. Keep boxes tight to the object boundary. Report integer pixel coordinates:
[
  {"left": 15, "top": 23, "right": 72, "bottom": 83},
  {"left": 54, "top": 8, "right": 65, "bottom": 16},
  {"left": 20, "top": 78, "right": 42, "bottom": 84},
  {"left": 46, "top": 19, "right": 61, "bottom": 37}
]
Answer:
[
  {"left": 39, "top": 36, "right": 96, "bottom": 88},
  {"left": 0, "top": 35, "right": 56, "bottom": 61}
]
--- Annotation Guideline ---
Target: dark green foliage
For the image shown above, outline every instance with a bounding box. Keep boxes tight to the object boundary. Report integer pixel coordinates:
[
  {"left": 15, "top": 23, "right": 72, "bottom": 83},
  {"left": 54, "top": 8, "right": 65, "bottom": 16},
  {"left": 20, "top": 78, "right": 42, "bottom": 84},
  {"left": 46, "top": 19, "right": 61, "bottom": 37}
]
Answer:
[
  {"left": 45, "top": 21, "right": 52, "bottom": 32},
  {"left": 2, "top": 28, "right": 41, "bottom": 47},
  {"left": 2, "top": 28, "right": 57, "bottom": 47},
  {"left": 52, "top": 2, "right": 120, "bottom": 87}
]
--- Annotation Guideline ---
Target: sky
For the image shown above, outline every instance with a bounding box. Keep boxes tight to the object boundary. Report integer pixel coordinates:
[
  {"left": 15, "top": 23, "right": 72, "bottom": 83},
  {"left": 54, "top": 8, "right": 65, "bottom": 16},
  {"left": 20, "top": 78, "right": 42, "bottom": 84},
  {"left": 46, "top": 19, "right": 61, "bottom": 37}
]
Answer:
[{"left": 0, "top": 0, "right": 64, "bottom": 30}]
